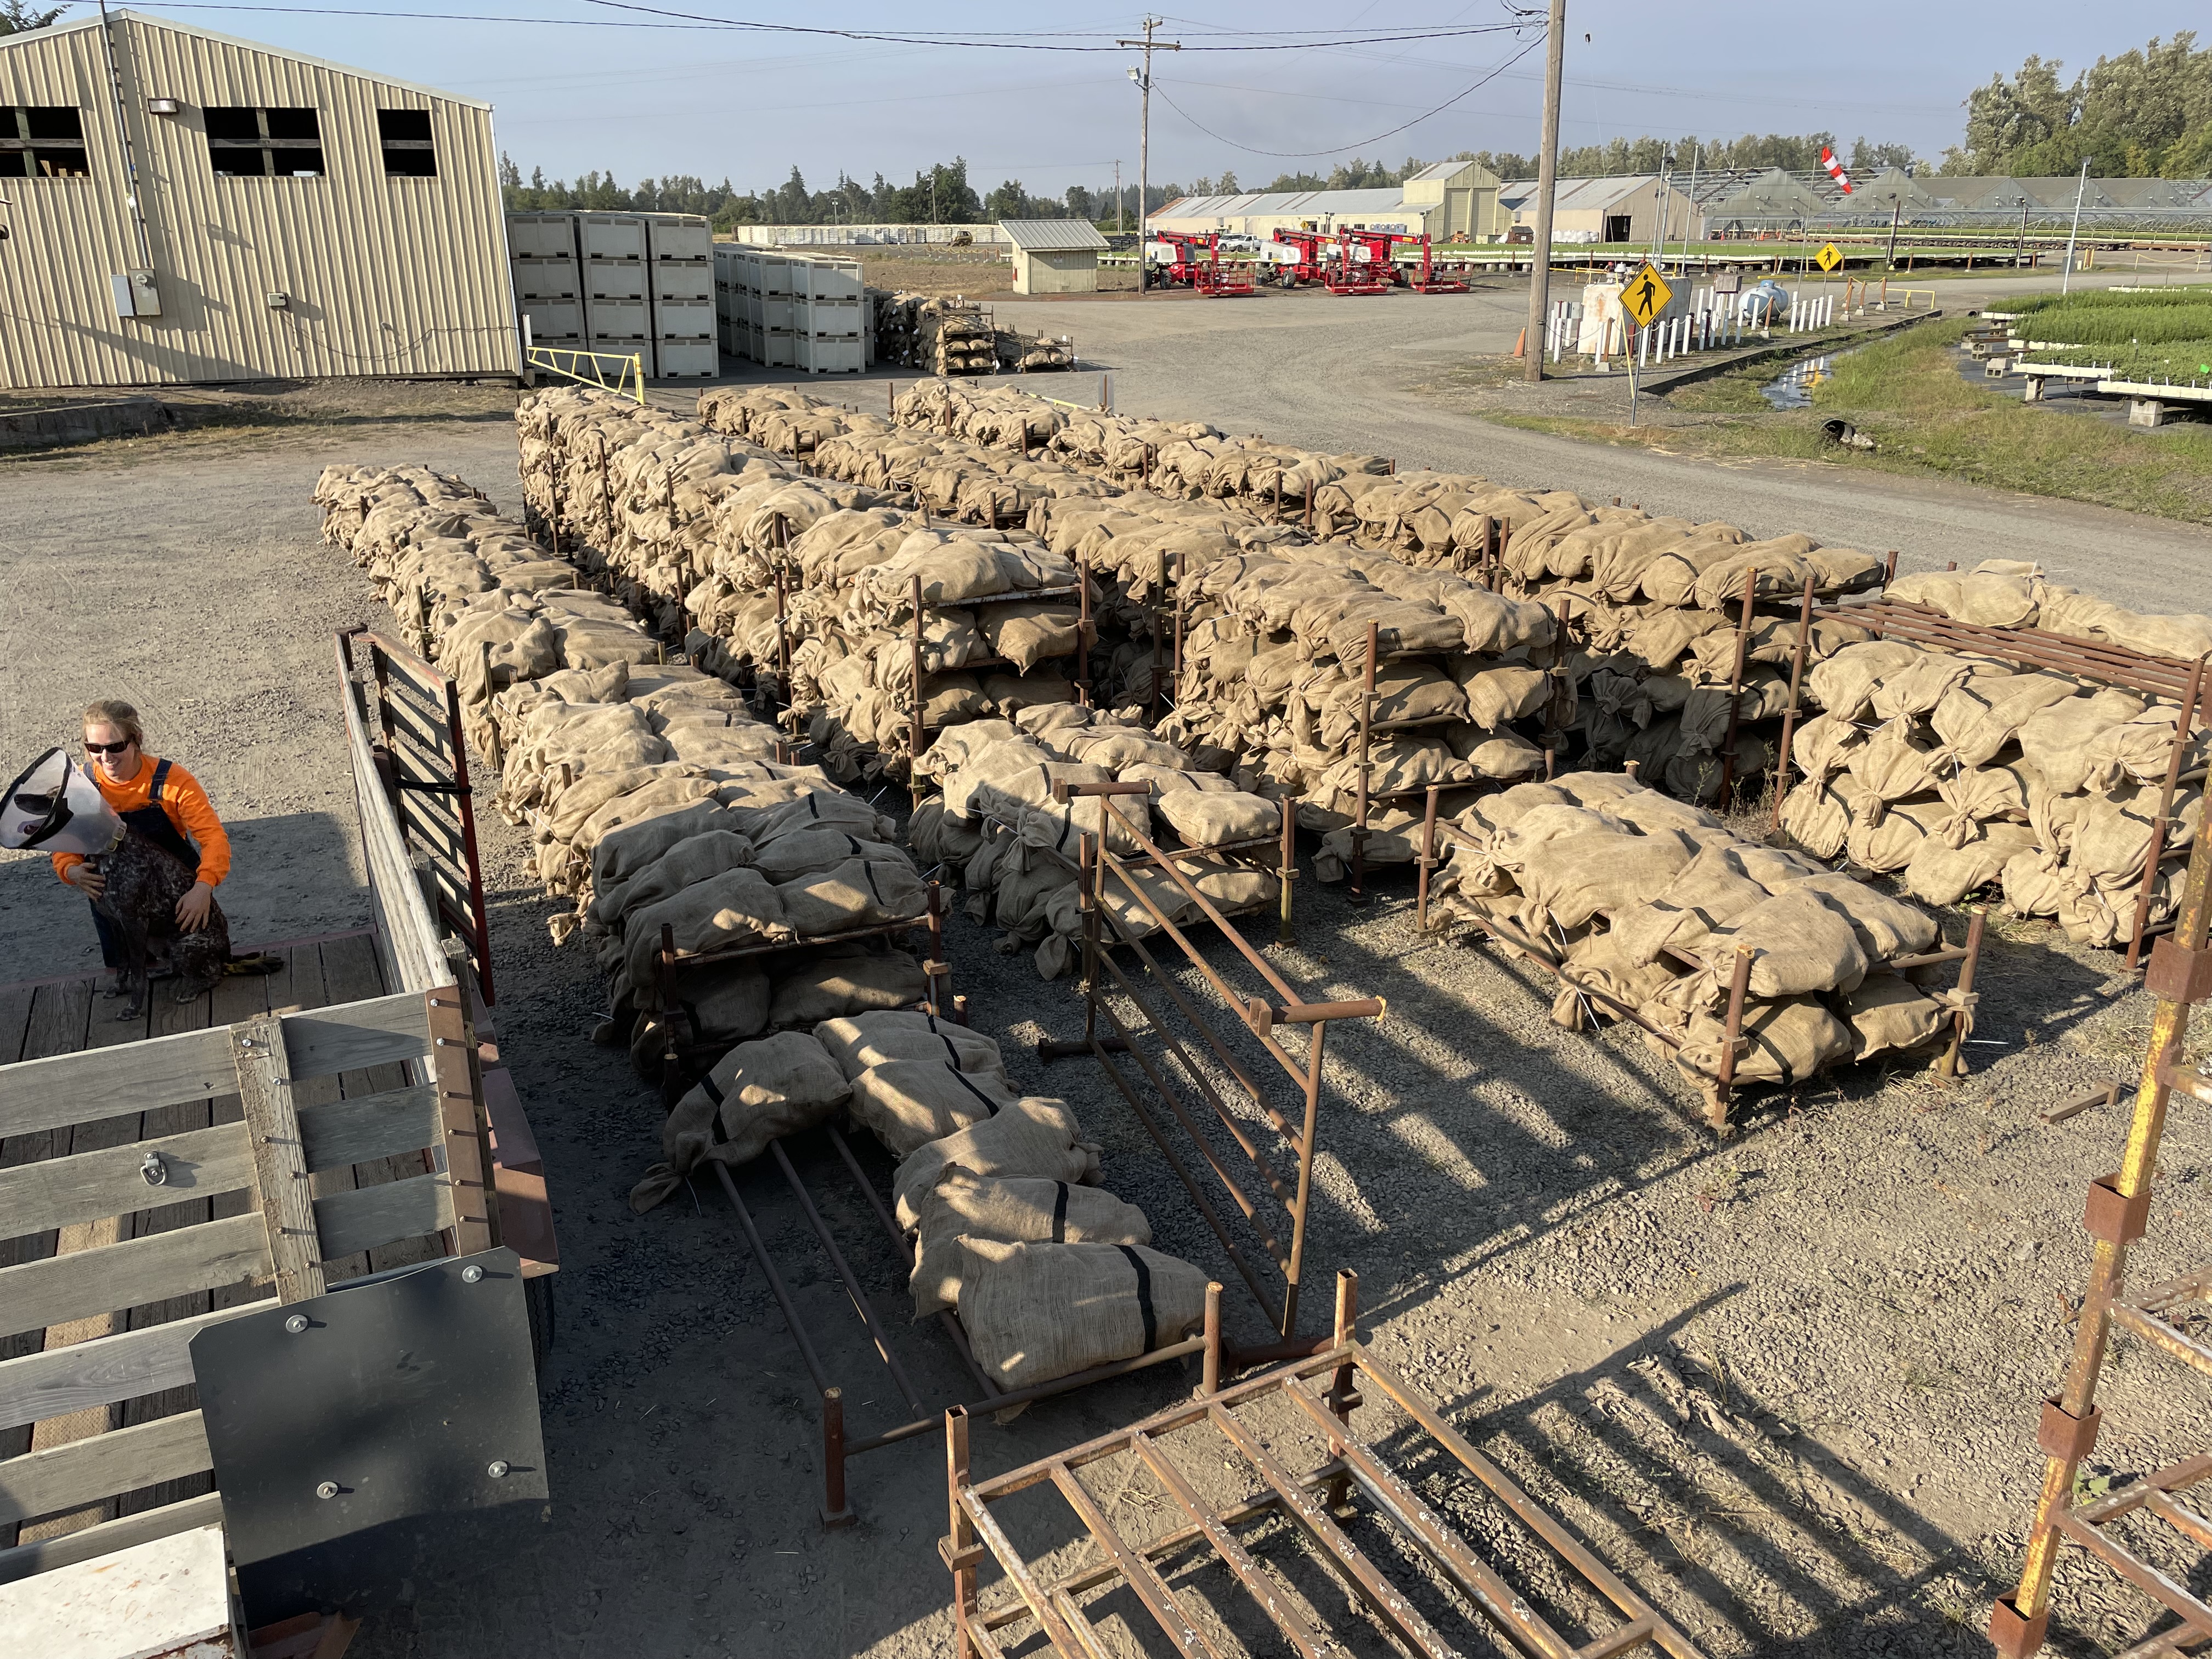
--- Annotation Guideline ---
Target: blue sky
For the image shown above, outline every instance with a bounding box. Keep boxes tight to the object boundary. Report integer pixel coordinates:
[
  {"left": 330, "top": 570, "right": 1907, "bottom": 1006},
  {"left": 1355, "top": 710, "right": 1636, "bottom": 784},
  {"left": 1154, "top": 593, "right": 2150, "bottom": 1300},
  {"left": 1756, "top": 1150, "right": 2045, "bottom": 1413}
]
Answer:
[{"left": 66, "top": 3, "right": 2212, "bottom": 194}]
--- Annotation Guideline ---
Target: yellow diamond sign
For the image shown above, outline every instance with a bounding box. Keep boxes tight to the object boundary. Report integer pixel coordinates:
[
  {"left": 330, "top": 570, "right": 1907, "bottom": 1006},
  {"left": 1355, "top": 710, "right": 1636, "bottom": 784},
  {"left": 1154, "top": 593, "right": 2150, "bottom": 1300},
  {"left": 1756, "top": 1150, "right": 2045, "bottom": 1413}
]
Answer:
[
  {"left": 1620, "top": 263, "right": 1673, "bottom": 328},
  {"left": 1815, "top": 241, "right": 1844, "bottom": 272}
]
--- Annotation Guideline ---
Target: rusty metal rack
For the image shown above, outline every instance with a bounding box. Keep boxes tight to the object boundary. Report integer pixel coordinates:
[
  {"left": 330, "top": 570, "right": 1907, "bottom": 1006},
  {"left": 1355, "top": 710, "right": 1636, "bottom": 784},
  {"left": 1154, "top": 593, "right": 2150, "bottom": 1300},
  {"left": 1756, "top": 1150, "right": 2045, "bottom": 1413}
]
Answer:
[
  {"left": 1040, "top": 784, "right": 1385, "bottom": 1345},
  {"left": 1342, "top": 606, "right": 1576, "bottom": 900},
  {"left": 1414, "top": 782, "right": 1985, "bottom": 1133},
  {"left": 337, "top": 628, "right": 496, "bottom": 1005},
  {"left": 670, "top": 960, "right": 1232, "bottom": 1528},
  {"left": 647, "top": 884, "right": 955, "bottom": 1099},
  {"left": 973, "top": 795, "right": 1301, "bottom": 948},
  {"left": 1991, "top": 800, "right": 2212, "bottom": 1658},
  {"left": 1779, "top": 594, "right": 2209, "bottom": 970},
  {"left": 944, "top": 1268, "right": 1706, "bottom": 1659}
]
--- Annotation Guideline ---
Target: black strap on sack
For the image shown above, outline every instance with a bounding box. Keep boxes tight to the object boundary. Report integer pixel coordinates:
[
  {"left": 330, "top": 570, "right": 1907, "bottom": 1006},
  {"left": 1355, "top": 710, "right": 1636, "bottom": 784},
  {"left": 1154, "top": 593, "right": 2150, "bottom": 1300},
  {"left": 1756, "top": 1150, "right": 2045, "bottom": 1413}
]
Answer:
[
  {"left": 947, "top": 1064, "right": 1000, "bottom": 1116},
  {"left": 862, "top": 860, "right": 885, "bottom": 906},
  {"left": 698, "top": 1070, "right": 730, "bottom": 1140},
  {"left": 1051, "top": 1181, "right": 1070, "bottom": 1244},
  {"left": 1116, "top": 1244, "right": 1156, "bottom": 1351}
]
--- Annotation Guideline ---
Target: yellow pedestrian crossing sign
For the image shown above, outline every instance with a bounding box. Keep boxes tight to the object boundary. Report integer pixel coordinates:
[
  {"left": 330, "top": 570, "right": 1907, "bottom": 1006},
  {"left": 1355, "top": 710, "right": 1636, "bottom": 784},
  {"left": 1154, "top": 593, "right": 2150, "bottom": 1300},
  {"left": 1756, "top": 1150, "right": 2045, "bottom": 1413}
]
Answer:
[
  {"left": 1620, "top": 263, "right": 1673, "bottom": 328},
  {"left": 1815, "top": 241, "right": 1844, "bottom": 272}
]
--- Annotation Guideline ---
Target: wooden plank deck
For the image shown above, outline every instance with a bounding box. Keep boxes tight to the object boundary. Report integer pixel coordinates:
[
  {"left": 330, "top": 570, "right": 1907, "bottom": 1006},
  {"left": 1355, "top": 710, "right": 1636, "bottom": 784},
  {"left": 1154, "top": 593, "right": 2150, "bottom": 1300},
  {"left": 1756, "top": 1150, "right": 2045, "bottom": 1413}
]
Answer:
[{"left": 0, "top": 928, "right": 422, "bottom": 1553}]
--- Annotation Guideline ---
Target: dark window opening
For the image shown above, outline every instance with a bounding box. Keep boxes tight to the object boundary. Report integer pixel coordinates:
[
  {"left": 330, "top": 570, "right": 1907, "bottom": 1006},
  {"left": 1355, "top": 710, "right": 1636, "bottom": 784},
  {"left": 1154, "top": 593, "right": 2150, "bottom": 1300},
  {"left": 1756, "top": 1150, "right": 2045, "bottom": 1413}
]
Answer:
[
  {"left": 204, "top": 105, "right": 323, "bottom": 177},
  {"left": 377, "top": 107, "right": 436, "bottom": 177},
  {"left": 1, "top": 106, "right": 90, "bottom": 178}
]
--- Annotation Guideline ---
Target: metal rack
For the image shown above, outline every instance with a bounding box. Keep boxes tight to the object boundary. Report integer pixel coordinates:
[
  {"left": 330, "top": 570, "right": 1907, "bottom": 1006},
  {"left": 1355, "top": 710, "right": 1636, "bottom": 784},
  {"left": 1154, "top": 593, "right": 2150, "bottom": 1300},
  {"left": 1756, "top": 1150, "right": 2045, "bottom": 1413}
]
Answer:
[
  {"left": 1414, "top": 776, "right": 1987, "bottom": 1133},
  {"left": 944, "top": 1269, "right": 1705, "bottom": 1659},
  {"left": 1990, "top": 803, "right": 2212, "bottom": 1657},
  {"left": 1041, "top": 783, "right": 1384, "bottom": 1346},
  {"left": 1774, "top": 594, "right": 2208, "bottom": 969}
]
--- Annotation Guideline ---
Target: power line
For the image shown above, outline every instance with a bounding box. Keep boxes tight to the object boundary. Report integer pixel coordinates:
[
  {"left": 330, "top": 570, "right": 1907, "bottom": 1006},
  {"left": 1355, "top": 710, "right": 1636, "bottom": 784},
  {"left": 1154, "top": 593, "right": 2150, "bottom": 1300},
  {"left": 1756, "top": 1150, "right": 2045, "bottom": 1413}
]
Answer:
[{"left": 1150, "top": 33, "right": 1541, "bottom": 159}]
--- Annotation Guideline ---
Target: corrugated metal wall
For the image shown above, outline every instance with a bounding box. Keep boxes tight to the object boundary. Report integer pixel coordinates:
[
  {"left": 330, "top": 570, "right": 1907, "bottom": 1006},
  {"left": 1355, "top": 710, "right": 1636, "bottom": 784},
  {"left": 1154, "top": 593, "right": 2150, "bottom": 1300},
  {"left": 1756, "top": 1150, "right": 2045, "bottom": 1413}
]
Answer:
[{"left": 0, "top": 14, "right": 517, "bottom": 386}]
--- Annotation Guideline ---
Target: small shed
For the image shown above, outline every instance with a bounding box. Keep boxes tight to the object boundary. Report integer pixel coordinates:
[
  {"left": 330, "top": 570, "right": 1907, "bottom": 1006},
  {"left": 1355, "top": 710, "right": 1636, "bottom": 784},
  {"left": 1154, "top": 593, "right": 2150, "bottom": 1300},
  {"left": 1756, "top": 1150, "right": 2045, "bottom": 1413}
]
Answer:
[{"left": 1001, "top": 219, "right": 1109, "bottom": 295}]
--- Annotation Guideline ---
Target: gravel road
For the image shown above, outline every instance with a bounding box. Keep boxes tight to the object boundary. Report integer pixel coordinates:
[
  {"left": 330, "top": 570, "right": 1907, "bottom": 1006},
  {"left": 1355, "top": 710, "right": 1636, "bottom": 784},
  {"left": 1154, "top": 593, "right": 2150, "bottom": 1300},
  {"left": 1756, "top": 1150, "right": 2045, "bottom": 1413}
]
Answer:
[{"left": 0, "top": 346, "right": 2204, "bottom": 1657}]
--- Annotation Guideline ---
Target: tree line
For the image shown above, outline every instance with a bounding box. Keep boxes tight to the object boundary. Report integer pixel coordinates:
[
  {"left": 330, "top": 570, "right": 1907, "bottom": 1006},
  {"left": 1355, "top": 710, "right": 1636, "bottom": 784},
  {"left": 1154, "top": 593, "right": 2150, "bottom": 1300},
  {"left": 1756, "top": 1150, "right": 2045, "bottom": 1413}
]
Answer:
[{"left": 1946, "top": 31, "right": 2212, "bottom": 177}]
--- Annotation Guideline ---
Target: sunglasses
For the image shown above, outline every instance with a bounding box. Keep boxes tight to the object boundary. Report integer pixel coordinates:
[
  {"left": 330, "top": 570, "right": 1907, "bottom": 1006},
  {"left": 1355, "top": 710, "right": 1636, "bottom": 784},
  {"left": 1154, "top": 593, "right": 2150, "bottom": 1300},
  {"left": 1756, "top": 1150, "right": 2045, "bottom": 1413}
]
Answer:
[{"left": 85, "top": 739, "right": 135, "bottom": 755}]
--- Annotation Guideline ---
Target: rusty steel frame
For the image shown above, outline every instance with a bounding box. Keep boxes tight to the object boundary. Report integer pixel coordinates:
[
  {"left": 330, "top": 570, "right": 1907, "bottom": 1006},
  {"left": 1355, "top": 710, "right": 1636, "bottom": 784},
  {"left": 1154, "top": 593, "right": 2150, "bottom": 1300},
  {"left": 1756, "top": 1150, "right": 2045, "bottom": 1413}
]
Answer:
[
  {"left": 1804, "top": 597, "right": 2209, "bottom": 970},
  {"left": 945, "top": 1269, "right": 1705, "bottom": 1659},
  {"left": 1993, "top": 796, "right": 2212, "bottom": 1658},
  {"left": 703, "top": 1113, "right": 1224, "bottom": 1531},
  {"left": 1037, "top": 786, "right": 1384, "bottom": 1340},
  {"left": 338, "top": 628, "right": 497, "bottom": 1005},
  {"left": 1413, "top": 785, "right": 1984, "bottom": 1133},
  {"left": 649, "top": 885, "right": 952, "bottom": 1104}
]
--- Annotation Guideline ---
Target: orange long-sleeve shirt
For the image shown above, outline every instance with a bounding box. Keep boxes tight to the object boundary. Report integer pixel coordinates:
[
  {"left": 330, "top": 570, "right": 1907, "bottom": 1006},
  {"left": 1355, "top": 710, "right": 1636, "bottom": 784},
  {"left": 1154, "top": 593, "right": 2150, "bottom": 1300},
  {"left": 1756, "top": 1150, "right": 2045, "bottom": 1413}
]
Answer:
[{"left": 52, "top": 755, "right": 232, "bottom": 889}]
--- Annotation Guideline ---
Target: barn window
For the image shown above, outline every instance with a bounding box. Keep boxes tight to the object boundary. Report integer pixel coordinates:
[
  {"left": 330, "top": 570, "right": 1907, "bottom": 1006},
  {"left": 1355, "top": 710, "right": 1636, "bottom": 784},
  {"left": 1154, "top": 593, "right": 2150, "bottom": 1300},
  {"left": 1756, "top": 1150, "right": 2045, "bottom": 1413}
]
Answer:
[
  {"left": 0, "top": 106, "right": 90, "bottom": 178},
  {"left": 377, "top": 108, "right": 435, "bottom": 176},
  {"left": 205, "top": 106, "right": 324, "bottom": 177}
]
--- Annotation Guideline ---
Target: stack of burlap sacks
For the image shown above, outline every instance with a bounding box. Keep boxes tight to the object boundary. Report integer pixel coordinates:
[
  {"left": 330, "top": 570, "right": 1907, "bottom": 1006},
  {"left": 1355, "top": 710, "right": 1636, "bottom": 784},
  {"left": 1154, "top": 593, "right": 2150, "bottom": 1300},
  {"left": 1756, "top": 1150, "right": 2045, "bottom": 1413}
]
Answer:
[
  {"left": 867, "top": 294, "right": 997, "bottom": 375},
  {"left": 1777, "top": 561, "right": 2210, "bottom": 949},
  {"left": 908, "top": 701, "right": 1283, "bottom": 978},
  {"left": 314, "top": 461, "right": 943, "bottom": 1083},
  {"left": 630, "top": 1009, "right": 1211, "bottom": 1392},
  {"left": 996, "top": 331, "right": 1075, "bottom": 373},
  {"left": 1426, "top": 772, "right": 1965, "bottom": 1088}
]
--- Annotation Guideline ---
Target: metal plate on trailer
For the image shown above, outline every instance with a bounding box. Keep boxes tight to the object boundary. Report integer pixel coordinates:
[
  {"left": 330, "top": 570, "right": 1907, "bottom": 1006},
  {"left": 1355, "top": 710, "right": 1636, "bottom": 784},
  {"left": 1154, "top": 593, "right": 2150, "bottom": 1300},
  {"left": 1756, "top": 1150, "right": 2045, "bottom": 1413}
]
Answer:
[{"left": 190, "top": 1249, "right": 549, "bottom": 1623}]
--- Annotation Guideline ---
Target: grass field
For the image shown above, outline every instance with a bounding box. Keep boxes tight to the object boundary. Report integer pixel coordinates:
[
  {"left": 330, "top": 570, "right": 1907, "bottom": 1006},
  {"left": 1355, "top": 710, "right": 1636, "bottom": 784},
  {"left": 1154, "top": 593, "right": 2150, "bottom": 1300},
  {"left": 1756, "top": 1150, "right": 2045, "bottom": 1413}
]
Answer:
[
  {"left": 2005, "top": 286, "right": 2212, "bottom": 383},
  {"left": 1489, "top": 315, "right": 2212, "bottom": 522}
]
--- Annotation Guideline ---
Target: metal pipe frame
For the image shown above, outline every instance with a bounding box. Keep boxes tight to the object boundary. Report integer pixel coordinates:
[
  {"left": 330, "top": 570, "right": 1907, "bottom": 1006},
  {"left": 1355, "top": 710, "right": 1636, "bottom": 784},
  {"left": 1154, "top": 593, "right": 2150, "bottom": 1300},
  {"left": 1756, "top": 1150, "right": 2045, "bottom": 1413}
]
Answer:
[
  {"left": 947, "top": 1293, "right": 1705, "bottom": 1659},
  {"left": 1994, "top": 796, "right": 2212, "bottom": 1657},
  {"left": 1414, "top": 802, "right": 1985, "bottom": 1133},
  {"left": 1038, "top": 787, "right": 1383, "bottom": 1339}
]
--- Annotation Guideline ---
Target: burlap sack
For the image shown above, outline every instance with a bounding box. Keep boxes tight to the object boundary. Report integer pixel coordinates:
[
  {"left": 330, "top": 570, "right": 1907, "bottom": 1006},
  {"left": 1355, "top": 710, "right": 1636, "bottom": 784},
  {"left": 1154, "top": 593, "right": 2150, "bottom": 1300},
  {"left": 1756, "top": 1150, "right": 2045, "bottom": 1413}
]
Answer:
[
  {"left": 909, "top": 1167, "right": 1152, "bottom": 1318},
  {"left": 1833, "top": 972, "right": 1956, "bottom": 1060},
  {"left": 1710, "top": 890, "right": 1870, "bottom": 997},
  {"left": 1778, "top": 777, "right": 1861, "bottom": 860},
  {"left": 753, "top": 827, "right": 910, "bottom": 883},
  {"left": 1154, "top": 787, "right": 1279, "bottom": 848},
  {"left": 591, "top": 799, "right": 731, "bottom": 892},
  {"left": 1609, "top": 846, "right": 1773, "bottom": 966},
  {"left": 1846, "top": 723, "right": 1940, "bottom": 803},
  {"left": 1845, "top": 795, "right": 1950, "bottom": 874},
  {"left": 1928, "top": 673, "right": 2077, "bottom": 768},
  {"left": 1453, "top": 729, "right": 1547, "bottom": 780},
  {"left": 814, "top": 1009, "right": 1006, "bottom": 1082},
  {"left": 629, "top": 1031, "right": 851, "bottom": 1211},
  {"left": 848, "top": 1059, "right": 1022, "bottom": 1157},
  {"left": 1789, "top": 872, "right": 1941, "bottom": 957},
  {"left": 981, "top": 602, "right": 1080, "bottom": 674},
  {"left": 1455, "top": 663, "right": 1551, "bottom": 728},
  {"left": 893, "top": 1097, "right": 1104, "bottom": 1228},
  {"left": 765, "top": 948, "right": 930, "bottom": 1028},
  {"left": 619, "top": 868, "right": 793, "bottom": 994},
  {"left": 1903, "top": 821, "right": 2039, "bottom": 907},
  {"left": 2018, "top": 689, "right": 2149, "bottom": 794},
  {"left": 588, "top": 830, "right": 758, "bottom": 930},
  {"left": 1670, "top": 995, "right": 1855, "bottom": 1086},
  {"left": 955, "top": 1239, "right": 1210, "bottom": 1390},
  {"left": 1807, "top": 641, "right": 1923, "bottom": 721},
  {"left": 1515, "top": 827, "right": 1696, "bottom": 929},
  {"left": 1550, "top": 930, "right": 1684, "bottom": 1028},
  {"left": 777, "top": 856, "right": 930, "bottom": 936}
]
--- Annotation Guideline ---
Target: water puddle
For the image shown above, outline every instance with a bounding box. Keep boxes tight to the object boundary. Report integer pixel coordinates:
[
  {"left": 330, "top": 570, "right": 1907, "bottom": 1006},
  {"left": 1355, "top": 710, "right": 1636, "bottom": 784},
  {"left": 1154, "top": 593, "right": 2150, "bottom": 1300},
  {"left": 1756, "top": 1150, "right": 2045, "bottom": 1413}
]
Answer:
[{"left": 1762, "top": 355, "right": 1833, "bottom": 410}]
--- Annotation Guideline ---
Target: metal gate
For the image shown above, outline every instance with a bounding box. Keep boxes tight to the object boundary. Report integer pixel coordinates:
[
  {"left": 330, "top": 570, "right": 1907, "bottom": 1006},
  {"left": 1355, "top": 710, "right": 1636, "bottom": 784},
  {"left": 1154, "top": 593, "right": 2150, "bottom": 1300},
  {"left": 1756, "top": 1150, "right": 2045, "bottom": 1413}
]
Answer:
[{"left": 337, "top": 629, "right": 496, "bottom": 1005}]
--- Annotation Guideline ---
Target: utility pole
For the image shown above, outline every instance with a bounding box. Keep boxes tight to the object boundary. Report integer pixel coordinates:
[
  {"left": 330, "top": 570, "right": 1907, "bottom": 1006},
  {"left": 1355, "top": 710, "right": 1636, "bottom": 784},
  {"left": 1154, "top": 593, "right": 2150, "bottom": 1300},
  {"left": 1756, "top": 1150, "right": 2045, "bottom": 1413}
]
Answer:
[
  {"left": 1678, "top": 141, "right": 1701, "bottom": 271},
  {"left": 1522, "top": 0, "right": 1566, "bottom": 383},
  {"left": 2017, "top": 195, "right": 2028, "bottom": 268},
  {"left": 1883, "top": 189, "right": 1903, "bottom": 270},
  {"left": 1115, "top": 159, "right": 1123, "bottom": 234},
  {"left": 2062, "top": 157, "right": 2089, "bottom": 293},
  {"left": 1120, "top": 17, "right": 1181, "bottom": 295}
]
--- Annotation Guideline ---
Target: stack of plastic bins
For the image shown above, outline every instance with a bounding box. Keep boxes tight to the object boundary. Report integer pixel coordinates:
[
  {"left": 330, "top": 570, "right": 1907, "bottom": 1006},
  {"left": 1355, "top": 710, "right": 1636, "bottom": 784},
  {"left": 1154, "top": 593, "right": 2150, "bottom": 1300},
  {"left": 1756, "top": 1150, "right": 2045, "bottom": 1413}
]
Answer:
[
  {"left": 757, "top": 253, "right": 796, "bottom": 369},
  {"left": 793, "top": 254, "right": 865, "bottom": 375},
  {"left": 646, "top": 212, "right": 716, "bottom": 379},
  {"left": 712, "top": 244, "right": 740, "bottom": 358},
  {"left": 506, "top": 211, "right": 583, "bottom": 352},
  {"left": 579, "top": 212, "right": 650, "bottom": 370}
]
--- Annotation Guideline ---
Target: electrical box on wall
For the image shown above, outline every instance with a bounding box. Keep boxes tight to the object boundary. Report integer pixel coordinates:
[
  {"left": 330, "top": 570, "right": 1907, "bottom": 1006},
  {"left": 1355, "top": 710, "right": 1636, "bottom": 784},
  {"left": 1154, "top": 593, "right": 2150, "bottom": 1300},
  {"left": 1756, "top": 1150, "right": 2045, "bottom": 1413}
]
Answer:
[{"left": 110, "top": 269, "right": 160, "bottom": 318}]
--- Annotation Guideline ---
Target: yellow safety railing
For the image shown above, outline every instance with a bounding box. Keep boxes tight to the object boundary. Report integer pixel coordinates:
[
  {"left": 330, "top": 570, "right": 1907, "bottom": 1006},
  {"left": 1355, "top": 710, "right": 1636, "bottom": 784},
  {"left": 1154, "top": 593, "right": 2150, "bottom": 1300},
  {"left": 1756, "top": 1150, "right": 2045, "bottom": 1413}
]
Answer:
[{"left": 526, "top": 344, "right": 647, "bottom": 405}]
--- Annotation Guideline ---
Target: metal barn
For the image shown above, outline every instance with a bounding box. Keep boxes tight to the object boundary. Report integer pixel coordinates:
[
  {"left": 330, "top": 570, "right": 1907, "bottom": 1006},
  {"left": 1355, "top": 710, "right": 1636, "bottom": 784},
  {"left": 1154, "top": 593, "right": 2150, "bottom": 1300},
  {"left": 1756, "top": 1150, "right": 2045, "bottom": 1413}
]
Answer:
[{"left": 0, "top": 10, "right": 516, "bottom": 387}]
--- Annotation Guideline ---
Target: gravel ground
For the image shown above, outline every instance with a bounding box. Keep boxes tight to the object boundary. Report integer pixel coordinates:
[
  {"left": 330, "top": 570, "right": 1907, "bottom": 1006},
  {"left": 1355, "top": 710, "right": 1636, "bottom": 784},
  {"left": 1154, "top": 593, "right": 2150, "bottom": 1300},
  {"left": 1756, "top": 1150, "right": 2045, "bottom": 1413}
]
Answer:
[{"left": 1, "top": 372, "right": 2207, "bottom": 1656}]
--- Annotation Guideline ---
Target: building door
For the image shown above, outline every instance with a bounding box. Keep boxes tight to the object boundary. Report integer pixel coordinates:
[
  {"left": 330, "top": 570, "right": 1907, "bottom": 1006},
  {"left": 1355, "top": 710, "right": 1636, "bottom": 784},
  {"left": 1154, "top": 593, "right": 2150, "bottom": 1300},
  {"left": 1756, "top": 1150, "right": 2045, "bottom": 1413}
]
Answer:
[{"left": 1604, "top": 212, "right": 1632, "bottom": 242}]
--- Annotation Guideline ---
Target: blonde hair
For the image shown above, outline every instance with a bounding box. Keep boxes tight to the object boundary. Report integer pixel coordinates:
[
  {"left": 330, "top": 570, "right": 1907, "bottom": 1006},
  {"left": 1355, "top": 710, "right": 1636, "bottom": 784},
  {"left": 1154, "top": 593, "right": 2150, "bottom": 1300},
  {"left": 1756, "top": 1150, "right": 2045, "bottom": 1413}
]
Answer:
[{"left": 83, "top": 699, "right": 144, "bottom": 749}]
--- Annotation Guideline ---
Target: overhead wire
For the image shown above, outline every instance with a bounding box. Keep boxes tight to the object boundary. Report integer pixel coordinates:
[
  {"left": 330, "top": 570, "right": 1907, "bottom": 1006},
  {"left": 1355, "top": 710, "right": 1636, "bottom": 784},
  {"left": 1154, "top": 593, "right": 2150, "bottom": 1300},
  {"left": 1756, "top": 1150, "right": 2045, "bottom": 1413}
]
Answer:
[{"left": 1152, "top": 33, "right": 1542, "bottom": 159}]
